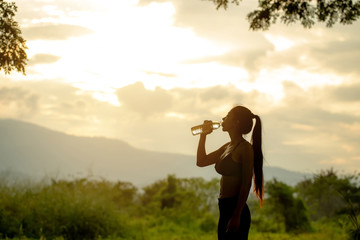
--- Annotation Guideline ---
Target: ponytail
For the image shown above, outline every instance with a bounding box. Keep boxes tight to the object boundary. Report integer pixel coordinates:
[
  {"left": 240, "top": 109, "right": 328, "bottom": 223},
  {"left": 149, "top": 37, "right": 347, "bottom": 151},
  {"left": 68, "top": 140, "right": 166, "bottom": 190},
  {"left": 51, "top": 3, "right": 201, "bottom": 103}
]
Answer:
[
  {"left": 252, "top": 115, "right": 264, "bottom": 206},
  {"left": 231, "top": 106, "right": 264, "bottom": 206}
]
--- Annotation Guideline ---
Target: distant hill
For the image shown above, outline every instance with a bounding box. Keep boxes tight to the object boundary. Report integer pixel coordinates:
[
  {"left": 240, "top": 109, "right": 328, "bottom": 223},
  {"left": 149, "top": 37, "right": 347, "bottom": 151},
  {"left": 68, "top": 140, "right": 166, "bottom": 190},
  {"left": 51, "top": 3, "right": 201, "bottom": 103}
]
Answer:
[{"left": 0, "top": 119, "right": 309, "bottom": 187}]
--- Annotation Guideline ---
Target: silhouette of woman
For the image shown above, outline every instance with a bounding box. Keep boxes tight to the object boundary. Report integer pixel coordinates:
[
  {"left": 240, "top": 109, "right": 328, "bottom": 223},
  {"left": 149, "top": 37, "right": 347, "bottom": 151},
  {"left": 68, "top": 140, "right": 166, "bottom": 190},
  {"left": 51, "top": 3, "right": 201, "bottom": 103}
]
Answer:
[{"left": 196, "top": 106, "right": 264, "bottom": 240}]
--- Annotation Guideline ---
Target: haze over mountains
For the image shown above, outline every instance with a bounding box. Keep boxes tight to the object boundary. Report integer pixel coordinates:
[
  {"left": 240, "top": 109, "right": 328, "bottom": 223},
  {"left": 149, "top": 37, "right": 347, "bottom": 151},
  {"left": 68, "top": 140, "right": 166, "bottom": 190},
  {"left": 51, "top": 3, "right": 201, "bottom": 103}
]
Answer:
[{"left": 0, "top": 119, "right": 309, "bottom": 187}]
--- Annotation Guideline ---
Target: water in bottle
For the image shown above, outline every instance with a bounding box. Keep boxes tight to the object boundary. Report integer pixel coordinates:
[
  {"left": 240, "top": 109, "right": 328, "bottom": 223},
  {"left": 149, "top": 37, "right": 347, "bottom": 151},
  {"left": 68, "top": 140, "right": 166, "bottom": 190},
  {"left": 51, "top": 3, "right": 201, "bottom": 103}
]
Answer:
[{"left": 191, "top": 121, "right": 222, "bottom": 136}]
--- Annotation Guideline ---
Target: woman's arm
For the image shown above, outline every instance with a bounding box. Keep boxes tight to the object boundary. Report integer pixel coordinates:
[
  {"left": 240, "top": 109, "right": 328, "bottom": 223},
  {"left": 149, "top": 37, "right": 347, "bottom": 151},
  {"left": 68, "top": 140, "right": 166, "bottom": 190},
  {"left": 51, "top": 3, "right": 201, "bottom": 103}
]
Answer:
[
  {"left": 196, "top": 120, "right": 228, "bottom": 167},
  {"left": 197, "top": 134, "right": 227, "bottom": 167}
]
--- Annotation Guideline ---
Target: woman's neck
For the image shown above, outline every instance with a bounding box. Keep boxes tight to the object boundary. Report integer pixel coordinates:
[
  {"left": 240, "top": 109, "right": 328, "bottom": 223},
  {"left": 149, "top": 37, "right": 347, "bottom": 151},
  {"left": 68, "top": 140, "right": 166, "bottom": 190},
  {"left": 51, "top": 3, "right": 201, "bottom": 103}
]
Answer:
[{"left": 229, "top": 131, "right": 244, "bottom": 144}]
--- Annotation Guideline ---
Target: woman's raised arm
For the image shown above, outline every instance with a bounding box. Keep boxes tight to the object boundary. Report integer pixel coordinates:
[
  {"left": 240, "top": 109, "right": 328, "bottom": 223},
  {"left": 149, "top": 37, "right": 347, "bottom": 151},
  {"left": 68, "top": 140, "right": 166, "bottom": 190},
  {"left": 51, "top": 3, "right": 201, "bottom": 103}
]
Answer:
[{"left": 197, "top": 133, "right": 228, "bottom": 167}]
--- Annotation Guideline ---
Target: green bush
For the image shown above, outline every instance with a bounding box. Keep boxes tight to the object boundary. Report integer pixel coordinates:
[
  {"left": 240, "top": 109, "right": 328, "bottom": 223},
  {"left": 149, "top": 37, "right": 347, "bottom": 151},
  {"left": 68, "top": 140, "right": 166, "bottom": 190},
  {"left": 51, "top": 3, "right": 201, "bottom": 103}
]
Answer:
[
  {"left": 0, "top": 173, "right": 355, "bottom": 240},
  {"left": 260, "top": 179, "right": 312, "bottom": 233},
  {"left": 0, "top": 178, "right": 133, "bottom": 239},
  {"left": 199, "top": 214, "right": 217, "bottom": 233}
]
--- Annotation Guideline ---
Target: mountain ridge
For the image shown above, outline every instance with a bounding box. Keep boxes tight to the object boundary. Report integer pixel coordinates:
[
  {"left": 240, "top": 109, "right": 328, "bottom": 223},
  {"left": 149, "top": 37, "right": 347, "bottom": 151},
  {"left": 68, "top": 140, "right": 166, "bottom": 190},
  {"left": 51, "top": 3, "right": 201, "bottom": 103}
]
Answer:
[{"left": 0, "top": 119, "right": 309, "bottom": 187}]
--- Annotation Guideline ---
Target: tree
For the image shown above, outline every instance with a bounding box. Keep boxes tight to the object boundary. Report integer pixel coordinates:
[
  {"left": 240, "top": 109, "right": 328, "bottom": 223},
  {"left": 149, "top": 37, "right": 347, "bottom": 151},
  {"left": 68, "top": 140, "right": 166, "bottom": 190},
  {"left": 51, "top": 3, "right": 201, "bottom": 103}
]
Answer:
[
  {"left": 265, "top": 179, "right": 312, "bottom": 233},
  {"left": 296, "top": 169, "right": 360, "bottom": 239},
  {"left": 296, "top": 170, "right": 346, "bottom": 220},
  {"left": 160, "top": 175, "right": 180, "bottom": 209},
  {"left": 296, "top": 169, "right": 360, "bottom": 220},
  {"left": 206, "top": 0, "right": 360, "bottom": 30},
  {"left": 0, "top": 0, "right": 27, "bottom": 75}
]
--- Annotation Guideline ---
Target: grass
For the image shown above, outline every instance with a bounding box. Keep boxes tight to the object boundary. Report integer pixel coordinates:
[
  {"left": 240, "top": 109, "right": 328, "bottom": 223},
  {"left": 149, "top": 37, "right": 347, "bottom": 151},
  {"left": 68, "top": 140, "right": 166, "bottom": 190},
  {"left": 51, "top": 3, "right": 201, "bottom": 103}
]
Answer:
[{"left": 0, "top": 176, "right": 352, "bottom": 240}]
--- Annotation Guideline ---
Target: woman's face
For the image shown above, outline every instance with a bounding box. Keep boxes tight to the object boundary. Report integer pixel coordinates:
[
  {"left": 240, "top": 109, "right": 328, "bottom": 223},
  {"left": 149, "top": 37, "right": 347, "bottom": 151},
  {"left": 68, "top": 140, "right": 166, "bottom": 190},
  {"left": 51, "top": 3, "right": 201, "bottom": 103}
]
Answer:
[{"left": 221, "top": 110, "right": 238, "bottom": 132}]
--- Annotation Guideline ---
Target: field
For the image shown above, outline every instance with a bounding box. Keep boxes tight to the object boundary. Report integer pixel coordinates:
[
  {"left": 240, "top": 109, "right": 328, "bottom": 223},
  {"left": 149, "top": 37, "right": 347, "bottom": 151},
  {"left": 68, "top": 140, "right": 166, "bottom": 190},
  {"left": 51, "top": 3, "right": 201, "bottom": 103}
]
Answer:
[{"left": 0, "top": 171, "right": 358, "bottom": 240}]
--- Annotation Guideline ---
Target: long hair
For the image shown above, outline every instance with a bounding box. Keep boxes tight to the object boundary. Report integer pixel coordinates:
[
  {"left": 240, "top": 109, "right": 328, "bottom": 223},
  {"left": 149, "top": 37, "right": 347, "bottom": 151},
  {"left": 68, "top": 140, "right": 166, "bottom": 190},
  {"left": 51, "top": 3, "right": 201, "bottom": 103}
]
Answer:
[
  {"left": 252, "top": 115, "right": 264, "bottom": 206},
  {"left": 231, "top": 106, "right": 264, "bottom": 206}
]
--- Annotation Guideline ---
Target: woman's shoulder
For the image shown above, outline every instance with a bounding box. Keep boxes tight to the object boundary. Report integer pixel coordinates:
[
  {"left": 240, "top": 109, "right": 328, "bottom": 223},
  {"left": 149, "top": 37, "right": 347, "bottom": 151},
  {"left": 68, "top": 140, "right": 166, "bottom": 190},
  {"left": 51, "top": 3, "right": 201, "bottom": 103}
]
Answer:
[
  {"left": 232, "top": 140, "right": 253, "bottom": 162},
  {"left": 236, "top": 140, "right": 252, "bottom": 150}
]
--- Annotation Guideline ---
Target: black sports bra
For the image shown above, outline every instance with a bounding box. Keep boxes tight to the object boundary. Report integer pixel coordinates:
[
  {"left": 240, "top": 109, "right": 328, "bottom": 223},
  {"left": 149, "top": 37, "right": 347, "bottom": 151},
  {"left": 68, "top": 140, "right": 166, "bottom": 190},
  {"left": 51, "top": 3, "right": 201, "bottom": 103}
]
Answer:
[{"left": 215, "top": 143, "right": 242, "bottom": 176}]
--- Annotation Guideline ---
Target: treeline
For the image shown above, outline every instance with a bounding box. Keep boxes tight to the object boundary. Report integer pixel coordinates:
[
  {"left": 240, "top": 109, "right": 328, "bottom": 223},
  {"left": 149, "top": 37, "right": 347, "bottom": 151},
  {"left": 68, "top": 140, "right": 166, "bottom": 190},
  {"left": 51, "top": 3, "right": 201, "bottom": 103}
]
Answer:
[{"left": 0, "top": 169, "right": 359, "bottom": 240}]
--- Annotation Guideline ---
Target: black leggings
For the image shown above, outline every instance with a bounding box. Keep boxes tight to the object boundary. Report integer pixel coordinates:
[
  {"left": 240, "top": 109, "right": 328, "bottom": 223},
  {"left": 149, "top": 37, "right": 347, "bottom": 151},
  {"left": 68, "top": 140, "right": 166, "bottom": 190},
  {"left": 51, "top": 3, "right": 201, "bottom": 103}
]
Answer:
[{"left": 218, "top": 197, "right": 251, "bottom": 240}]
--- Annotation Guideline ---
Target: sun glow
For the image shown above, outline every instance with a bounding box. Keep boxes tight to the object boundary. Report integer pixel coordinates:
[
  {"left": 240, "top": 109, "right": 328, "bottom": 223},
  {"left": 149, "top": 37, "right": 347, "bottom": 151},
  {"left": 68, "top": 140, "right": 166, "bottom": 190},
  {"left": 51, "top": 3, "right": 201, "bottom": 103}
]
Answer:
[
  {"left": 17, "top": 0, "right": 350, "bottom": 108},
  {"left": 265, "top": 34, "right": 295, "bottom": 51},
  {"left": 92, "top": 92, "right": 120, "bottom": 106},
  {"left": 166, "top": 112, "right": 185, "bottom": 119},
  {"left": 23, "top": 1, "right": 231, "bottom": 97}
]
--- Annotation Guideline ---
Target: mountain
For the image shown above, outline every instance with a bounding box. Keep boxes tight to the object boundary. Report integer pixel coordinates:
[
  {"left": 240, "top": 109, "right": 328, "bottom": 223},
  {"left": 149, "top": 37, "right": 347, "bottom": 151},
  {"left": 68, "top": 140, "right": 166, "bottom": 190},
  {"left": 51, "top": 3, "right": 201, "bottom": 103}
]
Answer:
[{"left": 0, "top": 119, "right": 309, "bottom": 187}]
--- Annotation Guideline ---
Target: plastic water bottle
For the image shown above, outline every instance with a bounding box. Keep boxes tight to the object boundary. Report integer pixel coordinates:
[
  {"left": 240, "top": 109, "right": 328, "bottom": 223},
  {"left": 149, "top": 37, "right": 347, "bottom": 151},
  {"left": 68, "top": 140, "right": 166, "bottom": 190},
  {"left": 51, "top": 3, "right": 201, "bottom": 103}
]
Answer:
[{"left": 191, "top": 121, "right": 222, "bottom": 136}]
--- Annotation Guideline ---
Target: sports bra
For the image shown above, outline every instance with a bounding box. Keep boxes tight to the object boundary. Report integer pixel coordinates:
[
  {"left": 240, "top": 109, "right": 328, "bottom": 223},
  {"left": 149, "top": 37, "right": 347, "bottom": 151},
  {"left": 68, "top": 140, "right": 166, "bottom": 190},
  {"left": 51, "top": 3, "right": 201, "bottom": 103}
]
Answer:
[{"left": 215, "top": 142, "right": 243, "bottom": 176}]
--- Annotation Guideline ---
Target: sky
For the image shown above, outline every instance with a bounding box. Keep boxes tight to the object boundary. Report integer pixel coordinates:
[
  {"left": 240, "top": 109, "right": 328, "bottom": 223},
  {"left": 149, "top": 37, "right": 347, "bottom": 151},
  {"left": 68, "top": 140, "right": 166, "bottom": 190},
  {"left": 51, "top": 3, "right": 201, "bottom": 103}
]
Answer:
[{"left": 1, "top": 0, "right": 360, "bottom": 174}]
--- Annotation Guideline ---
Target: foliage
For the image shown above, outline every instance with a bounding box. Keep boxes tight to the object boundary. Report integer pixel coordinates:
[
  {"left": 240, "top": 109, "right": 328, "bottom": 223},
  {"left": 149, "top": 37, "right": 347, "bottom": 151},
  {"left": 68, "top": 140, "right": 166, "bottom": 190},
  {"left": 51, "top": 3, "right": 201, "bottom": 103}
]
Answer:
[
  {"left": 0, "top": 171, "right": 358, "bottom": 239},
  {"left": 296, "top": 169, "right": 357, "bottom": 220},
  {"left": 0, "top": 0, "right": 27, "bottom": 75},
  {"left": 0, "top": 175, "right": 220, "bottom": 239},
  {"left": 0, "top": 178, "right": 134, "bottom": 239},
  {"left": 205, "top": 0, "right": 360, "bottom": 30},
  {"left": 296, "top": 169, "right": 360, "bottom": 239},
  {"left": 262, "top": 179, "right": 312, "bottom": 233}
]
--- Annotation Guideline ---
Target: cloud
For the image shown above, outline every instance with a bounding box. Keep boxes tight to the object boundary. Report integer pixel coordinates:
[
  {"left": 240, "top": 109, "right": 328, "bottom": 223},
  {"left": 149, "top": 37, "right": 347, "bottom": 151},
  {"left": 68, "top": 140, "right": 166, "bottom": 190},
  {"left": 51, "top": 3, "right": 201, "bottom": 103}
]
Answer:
[
  {"left": 137, "top": 0, "right": 260, "bottom": 45},
  {"left": 259, "top": 80, "right": 360, "bottom": 171},
  {"left": 138, "top": 0, "right": 360, "bottom": 81},
  {"left": 183, "top": 40, "right": 274, "bottom": 74},
  {"left": 0, "top": 86, "right": 39, "bottom": 118},
  {"left": 261, "top": 38, "right": 360, "bottom": 77},
  {"left": 2, "top": 78, "right": 359, "bottom": 173},
  {"left": 0, "top": 80, "right": 125, "bottom": 138},
  {"left": 3, "top": 0, "right": 360, "bottom": 174},
  {"left": 116, "top": 82, "right": 174, "bottom": 117},
  {"left": 268, "top": 81, "right": 359, "bottom": 127},
  {"left": 329, "top": 83, "right": 360, "bottom": 102},
  {"left": 310, "top": 39, "right": 360, "bottom": 75},
  {"left": 17, "top": 0, "right": 100, "bottom": 21},
  {"left": 114, "top": 81, "right": 360, "bottom": 172},
  {"left": 28, "top": 54, "right": 61, "bottom": 66},
  {"left": 200, "top": 86, "right": 229, "bottom": 101},
  {"left": 22, "top": 24, "right": 93, "bottom": 40},
  {"left": 144, "top": 71, "right": 177, "bottom": 78}
]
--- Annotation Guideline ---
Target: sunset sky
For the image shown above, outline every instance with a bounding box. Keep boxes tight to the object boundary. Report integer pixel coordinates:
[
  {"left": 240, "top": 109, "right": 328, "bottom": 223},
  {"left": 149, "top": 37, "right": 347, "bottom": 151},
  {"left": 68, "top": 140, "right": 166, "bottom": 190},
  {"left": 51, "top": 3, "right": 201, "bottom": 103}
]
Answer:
[{"left": 1, "top": 0, "right": 360, "bottom": 174}]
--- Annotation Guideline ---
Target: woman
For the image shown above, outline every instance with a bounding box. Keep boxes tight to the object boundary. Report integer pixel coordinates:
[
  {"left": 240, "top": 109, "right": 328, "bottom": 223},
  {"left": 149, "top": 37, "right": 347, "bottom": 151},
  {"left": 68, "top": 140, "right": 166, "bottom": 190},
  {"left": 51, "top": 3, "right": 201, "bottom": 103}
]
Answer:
[{"left": 196, "top": 106, "right": 264, "bottom": 240}]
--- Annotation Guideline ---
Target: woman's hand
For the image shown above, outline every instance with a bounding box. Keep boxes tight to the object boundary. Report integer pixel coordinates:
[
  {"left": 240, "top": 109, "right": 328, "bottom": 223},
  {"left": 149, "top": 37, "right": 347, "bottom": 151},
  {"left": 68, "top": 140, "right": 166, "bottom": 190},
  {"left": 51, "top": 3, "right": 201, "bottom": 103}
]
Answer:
[
  {"left": 201, "top": 120, "right": 213, "bottom": 135},
  {"left": 226, "top": 215, "right": 241, "bottom": 232}
]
